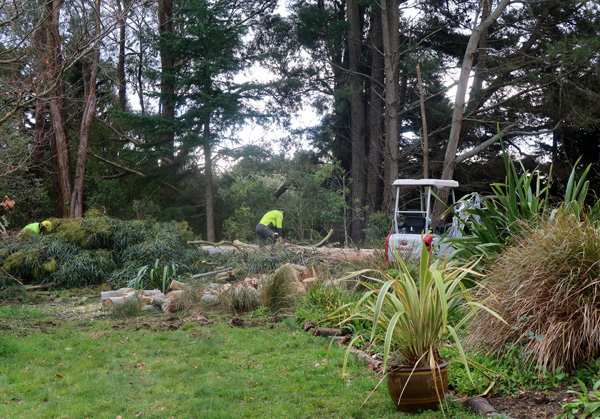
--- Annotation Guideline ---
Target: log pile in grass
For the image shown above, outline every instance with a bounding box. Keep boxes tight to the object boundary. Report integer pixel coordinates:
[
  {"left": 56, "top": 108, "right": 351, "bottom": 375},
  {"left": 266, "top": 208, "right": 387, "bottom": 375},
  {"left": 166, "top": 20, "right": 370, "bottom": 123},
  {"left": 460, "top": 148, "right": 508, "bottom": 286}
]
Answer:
[
  {"left": 101, "top": 282, "right": 189, "bottom": 313},
  {"left": 101, "top": 262, "right": 345, "bottom": 314}
]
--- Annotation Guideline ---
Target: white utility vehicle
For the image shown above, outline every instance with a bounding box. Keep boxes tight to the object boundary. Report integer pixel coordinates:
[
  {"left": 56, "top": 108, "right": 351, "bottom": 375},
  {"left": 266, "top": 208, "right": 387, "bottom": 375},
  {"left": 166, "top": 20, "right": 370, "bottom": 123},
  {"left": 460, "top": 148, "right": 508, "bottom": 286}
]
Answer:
[{"left": 385, "top": 179, "right": 459, "bottom": 263}]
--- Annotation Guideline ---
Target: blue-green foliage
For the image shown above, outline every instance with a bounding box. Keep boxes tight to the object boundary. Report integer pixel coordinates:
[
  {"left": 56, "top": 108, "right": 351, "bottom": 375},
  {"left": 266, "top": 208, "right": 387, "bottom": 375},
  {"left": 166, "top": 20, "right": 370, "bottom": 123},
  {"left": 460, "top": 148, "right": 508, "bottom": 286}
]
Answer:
[{"left": 0, "top": 213, "right": 208, "bottom": 288}]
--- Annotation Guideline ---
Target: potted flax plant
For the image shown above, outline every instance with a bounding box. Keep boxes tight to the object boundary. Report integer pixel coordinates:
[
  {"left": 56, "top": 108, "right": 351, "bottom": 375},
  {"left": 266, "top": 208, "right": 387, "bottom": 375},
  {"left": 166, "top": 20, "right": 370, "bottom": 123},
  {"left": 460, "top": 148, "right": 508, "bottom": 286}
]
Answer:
[{"left": 338, "top": 244, "right": 503, "bottom": 413}]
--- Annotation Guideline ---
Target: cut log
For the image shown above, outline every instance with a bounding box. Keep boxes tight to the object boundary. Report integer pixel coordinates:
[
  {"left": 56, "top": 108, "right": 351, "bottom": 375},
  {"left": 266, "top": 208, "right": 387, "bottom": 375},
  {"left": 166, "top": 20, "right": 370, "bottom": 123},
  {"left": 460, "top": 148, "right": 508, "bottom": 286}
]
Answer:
[
  {"left": 104, "top": 292, "right": 140, "bottom": 310},
  {"left": 215, "top": 271, "right": 234, "bottom": 281},
  {"left": 151, "top": 296, "right": 170, "bottom": 307},
  {"left": 190, "top": 242, "right": 378, "bottom": 263},
  {"left": 139, "top": 289, "right": 163, "bottom": 297},
  {"left": 104, "top": 297, "right": 127, "bottom": 310},
  {"left": 140, "top": 296, "right": 154, "bottom": 305},
  {"left": 348, "top": 347, "right": 382, "bottom": 369},
  {"left": 101, "top": 288, "right": 135, "bottom": 302},
  {"left": 166, "top": 290, "right": 184, "bottom": 300},
  {"left": 465, "top": 397, "right": 500, "bottom": 417},
  {"left": 169, "top": 280, "right": 186, "bottom": 291},
  {"left": 191, "top": 268, "right": 232, "bottom": 279},
  {"left": 313, "top": 327, "right": 343, "bottom": 337},
  {"left": 24, "top": 283, "right": 54, "bottom": 290}
]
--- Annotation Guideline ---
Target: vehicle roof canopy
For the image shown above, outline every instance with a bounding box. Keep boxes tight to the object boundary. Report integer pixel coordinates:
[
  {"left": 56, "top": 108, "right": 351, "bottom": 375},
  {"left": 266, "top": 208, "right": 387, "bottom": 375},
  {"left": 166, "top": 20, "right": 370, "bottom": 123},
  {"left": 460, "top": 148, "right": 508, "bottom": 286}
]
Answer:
[{"left": 392, "top": 179, "right": 459, "bottom": 188}]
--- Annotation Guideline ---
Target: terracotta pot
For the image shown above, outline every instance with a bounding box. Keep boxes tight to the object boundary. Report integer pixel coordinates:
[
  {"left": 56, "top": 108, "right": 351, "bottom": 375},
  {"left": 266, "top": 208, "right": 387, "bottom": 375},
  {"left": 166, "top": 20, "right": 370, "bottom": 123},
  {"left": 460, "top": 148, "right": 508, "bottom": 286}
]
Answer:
[{"left": 386, "top": 362, "right": 448, "bottom": 413}]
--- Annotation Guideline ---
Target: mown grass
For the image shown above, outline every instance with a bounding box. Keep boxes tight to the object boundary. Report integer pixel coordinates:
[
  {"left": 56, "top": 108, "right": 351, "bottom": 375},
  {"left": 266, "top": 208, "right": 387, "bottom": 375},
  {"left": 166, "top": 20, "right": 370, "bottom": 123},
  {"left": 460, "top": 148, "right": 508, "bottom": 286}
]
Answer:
[{"left": 0, "top": 303, "right": 478, "bottom": 419}]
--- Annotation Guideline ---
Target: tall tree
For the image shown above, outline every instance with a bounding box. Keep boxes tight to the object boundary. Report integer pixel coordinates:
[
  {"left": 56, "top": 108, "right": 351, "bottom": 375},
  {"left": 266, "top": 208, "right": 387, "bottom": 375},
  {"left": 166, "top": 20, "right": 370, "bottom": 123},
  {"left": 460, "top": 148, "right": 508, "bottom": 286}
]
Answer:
[
  {"left": 347, "top": 0, "right": 367, "bottom": 243},
  {"left": 44, "top": 0, "right": 72, "bottom": 217},
  {"left": 70, "top": 0, "right": 101, "bottom": 218},
  {"left": 380, "top": 0, "right": 400, "bottom": 211},
  {"left": 366, "top": 4, "right": 384, "bottom": 215}
]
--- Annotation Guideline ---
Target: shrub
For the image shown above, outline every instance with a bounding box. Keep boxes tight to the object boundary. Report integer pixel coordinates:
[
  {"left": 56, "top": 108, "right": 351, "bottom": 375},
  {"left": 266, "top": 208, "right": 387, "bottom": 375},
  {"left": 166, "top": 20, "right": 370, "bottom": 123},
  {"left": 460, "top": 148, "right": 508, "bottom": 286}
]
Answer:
[
  {"left": 222, "top": 204, "right": 255, "bottom": 242},
  {"left": 363, "top": 211, "right": 392, "bottom": 248},
  {"left": 295, "top": 283, "right": 357, "bottom": 328},
  {"left": 467, "top": 210, "right": 600, "bottom": 372}
]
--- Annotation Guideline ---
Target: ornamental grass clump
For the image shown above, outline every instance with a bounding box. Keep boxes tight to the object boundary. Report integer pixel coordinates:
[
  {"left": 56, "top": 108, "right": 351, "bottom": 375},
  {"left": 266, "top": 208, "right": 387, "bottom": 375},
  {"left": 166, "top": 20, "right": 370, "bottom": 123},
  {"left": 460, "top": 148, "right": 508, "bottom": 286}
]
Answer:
[
  {"left": 260, "top": 266, "right": 299, "bottom": 313},
  {"left": 466, "top": 210, "right": 600, "bottom": 372}
]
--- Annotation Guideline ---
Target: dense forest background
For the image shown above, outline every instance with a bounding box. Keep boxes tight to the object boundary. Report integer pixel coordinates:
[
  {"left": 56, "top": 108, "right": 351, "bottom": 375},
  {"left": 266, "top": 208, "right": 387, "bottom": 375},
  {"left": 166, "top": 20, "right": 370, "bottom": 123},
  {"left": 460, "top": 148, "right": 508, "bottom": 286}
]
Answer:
[{"left": 0, "top": 0, "right": 599, "bottom": 246}]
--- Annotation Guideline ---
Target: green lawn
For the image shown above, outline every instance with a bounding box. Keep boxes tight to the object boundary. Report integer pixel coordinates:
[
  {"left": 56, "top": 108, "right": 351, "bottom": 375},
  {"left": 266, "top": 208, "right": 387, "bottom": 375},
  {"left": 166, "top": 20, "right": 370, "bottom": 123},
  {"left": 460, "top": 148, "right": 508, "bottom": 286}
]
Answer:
[{"left": 0, "top": 301, "right": 478, "bottom": 419}]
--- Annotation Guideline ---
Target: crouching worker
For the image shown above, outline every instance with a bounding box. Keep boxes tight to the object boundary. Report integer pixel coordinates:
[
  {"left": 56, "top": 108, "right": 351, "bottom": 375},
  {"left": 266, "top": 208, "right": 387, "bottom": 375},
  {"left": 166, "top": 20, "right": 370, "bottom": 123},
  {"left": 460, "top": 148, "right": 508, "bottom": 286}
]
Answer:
[
  {"left": 18, "top": 220, "right": 53, "bottom": 237},
  {"left": 255, "top": 209, "right": 284, "bottom": 248}
]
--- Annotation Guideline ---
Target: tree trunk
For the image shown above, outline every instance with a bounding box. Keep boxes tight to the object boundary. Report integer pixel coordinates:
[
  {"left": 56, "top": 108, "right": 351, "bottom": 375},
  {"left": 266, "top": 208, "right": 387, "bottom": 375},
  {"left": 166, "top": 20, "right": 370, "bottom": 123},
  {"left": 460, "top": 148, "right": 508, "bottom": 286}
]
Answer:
[
  {"left": 432, "top": 0, "right": 510, "bottom": 225},
  {"left": 136, "top": 34, "right": 146, "bottom": 115},
  {"left": 416, "top": 63, "right": 428, "bottom": 179},
  {"left": 204, "top": 122, "right": 215, "bottom": 242},
  {"left": 367, "top": 4, "right": 384, "bottom": 215},
  {"left": 32, "top": 24, "right": 49, "bottom": 179},
  {"left": 381, "top": 0, "right": 400, "bottom": 212},
  {"left": 117, "top": 0, "right": 127, "bottom": 111},
  {"left": 70, "top": 0, "right": 101, "bottom": 218},
  {"left": 45, "top": 0, "right": 71, "bottom": 218},
  {"left": 158, "top": 0, "right": 176, "bottom": 168},
  {"left": 347, "top": 0, "right": 367, "bottom": 243}
]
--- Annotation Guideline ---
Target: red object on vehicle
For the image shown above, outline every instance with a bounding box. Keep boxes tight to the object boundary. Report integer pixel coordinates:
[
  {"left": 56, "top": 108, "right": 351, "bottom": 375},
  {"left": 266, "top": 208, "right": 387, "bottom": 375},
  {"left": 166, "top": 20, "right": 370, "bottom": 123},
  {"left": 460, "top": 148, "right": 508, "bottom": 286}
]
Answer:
[
  {"left": 423, "top": 234, "right": 434, "bottom": 251},
  {"left": 385, "top": 234, "right": 391, "bottom": 263}
]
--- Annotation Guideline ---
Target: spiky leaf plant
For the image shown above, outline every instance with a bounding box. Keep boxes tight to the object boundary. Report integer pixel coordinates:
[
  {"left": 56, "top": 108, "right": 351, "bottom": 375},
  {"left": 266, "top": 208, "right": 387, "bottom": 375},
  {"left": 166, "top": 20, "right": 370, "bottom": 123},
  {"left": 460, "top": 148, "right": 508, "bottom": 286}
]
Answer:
[
  {"left": 467, "top": 209, "right": 600, "bottom": 372},
  {"left": 336, "top": 245, "right": 503, "bottom": 379},
  {"left": 442, "top": 137, "right": 598, "bottom": 267}
]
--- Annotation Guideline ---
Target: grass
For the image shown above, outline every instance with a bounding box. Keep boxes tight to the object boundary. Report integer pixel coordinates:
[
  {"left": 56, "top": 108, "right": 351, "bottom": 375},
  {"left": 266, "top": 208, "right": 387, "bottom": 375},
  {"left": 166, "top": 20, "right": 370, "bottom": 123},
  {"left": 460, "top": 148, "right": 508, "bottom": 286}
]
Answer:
[
  {"left": 0, "top": 305, "right": 52, "bottom": 319},
  {"left": 0, "top": 297, "right": 479, "bottom": 419}
]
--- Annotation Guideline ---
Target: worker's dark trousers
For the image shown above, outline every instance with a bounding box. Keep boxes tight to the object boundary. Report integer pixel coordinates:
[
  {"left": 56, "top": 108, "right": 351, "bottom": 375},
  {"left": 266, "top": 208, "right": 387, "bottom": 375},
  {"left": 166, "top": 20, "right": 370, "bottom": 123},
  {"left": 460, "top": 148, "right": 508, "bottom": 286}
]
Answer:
[{"left": 255, "top": 223, "right": 274, "bottom": 248}]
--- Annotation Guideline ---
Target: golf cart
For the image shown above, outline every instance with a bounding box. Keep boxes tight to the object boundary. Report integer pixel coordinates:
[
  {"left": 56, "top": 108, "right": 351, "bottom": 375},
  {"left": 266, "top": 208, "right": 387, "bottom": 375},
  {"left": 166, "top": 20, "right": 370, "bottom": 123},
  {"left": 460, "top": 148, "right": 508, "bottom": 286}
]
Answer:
[{"left": 385, "top": 179, "right": 459, "bottom": 263}]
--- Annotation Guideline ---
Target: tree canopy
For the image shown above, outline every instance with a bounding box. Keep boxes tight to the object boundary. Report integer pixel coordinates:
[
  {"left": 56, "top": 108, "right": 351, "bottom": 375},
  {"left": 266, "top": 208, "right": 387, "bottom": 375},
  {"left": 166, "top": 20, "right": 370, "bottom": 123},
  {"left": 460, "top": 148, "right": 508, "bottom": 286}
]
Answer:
[{"left": 1, "top": 0, "right": 598, "bottom": 245}]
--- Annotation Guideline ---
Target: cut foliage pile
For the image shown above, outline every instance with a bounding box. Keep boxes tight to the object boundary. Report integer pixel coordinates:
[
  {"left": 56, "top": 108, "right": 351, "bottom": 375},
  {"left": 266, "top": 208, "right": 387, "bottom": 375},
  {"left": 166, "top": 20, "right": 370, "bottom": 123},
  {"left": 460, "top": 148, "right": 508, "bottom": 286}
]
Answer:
[{"left": 0, "top": 211, "right": 209, "bottom": 288}]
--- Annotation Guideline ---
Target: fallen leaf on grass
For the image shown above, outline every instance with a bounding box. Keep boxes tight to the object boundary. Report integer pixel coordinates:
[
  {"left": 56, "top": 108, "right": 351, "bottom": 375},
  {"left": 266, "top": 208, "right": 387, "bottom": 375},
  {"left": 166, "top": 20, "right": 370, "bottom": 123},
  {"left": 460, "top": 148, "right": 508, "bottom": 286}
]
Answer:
[
  {"left": 135, "top": 413, "right": 143, "bottom": 417},
  {"left": 56, "top": 374, "right": 63, "bottom": 378},
  {"left": 139, "top": 376, "right": 144, "bottom": 381}
]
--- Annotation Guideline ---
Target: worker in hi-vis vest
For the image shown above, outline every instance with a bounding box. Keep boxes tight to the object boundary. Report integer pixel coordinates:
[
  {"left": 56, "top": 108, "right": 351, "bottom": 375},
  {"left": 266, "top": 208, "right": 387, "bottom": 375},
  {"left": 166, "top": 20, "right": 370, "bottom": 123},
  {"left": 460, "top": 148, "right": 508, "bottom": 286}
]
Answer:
[
  {"left": 18, "top": 220, "right": 53, "bottom": 237},
  {"left": 255, "top": 209, "right": 284, "bottom": 248}
]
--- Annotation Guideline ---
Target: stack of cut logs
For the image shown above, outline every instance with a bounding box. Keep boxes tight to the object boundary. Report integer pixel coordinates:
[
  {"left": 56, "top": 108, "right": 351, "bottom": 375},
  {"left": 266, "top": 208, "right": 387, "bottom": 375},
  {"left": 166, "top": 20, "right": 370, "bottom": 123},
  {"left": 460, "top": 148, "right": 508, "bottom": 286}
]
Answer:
[{"left": 101, "top": 280, "right": 187, "bottom": 314}]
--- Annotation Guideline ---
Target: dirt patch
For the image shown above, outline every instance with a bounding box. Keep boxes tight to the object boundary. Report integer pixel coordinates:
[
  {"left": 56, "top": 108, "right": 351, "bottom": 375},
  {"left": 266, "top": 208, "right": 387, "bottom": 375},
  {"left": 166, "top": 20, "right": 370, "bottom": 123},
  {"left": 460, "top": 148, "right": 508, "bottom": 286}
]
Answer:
[{"left": 485, "top": 388, "right": 571, "bottom": 418}]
